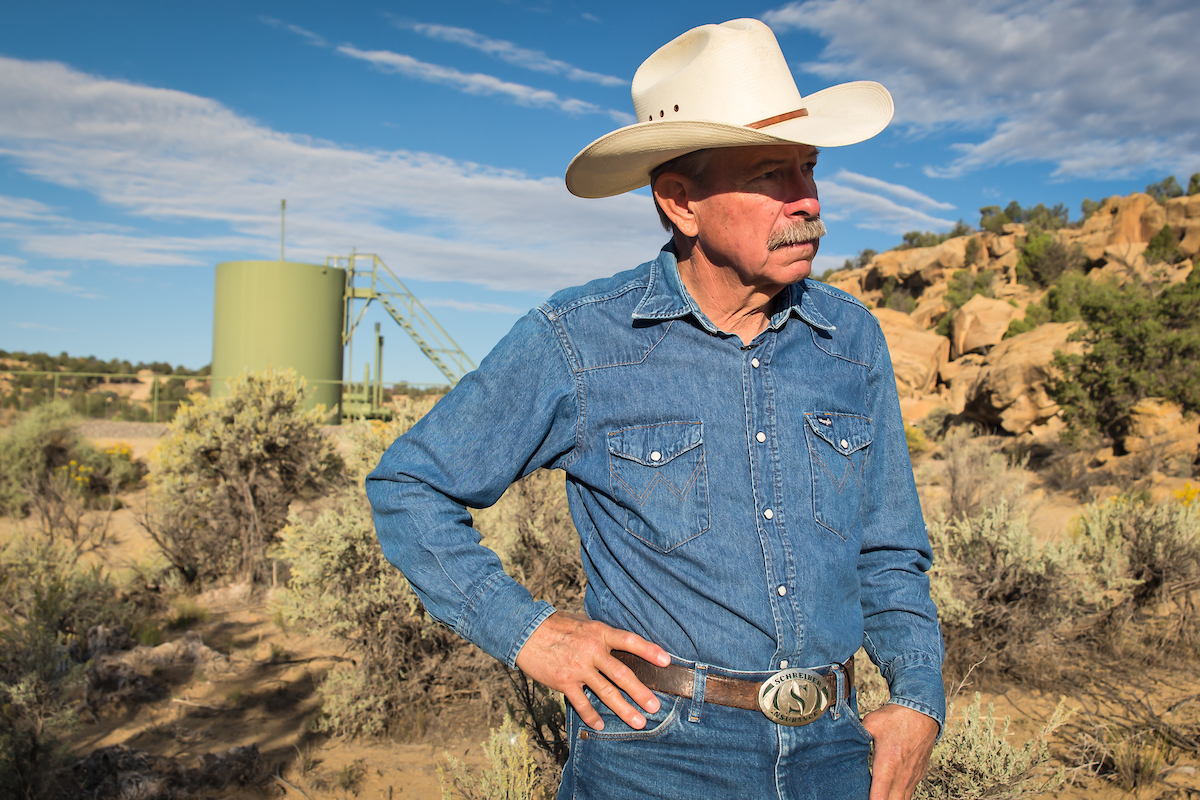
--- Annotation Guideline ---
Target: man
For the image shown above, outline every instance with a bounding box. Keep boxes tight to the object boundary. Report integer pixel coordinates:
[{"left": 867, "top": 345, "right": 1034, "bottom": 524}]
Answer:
[{"left": 367, "top": 18, "right": 944, "bottom": 800}]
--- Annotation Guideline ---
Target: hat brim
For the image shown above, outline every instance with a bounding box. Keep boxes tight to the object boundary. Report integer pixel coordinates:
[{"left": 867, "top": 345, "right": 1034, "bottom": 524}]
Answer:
[{"left": 565, "top": 81, "right": 894, "bottom": 198}]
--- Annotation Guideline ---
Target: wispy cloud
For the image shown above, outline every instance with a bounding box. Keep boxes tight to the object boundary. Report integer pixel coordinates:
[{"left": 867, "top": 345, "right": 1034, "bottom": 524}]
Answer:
[
  {"left": 393, "top": 19, "right": 626, "bottom": 87},
  {"left": 12, "top": 321, "right": 75, "bottom": 332},
  {"left": 820, "top": 179, "right": 958, "bottom": 234},
  {"left": 336, "top": 45, "right": 631, "bottom": 122},
  {"left": 830, "top": 170, "right": 955, "bottom": 211},
  {"left": 765, "top": 0, "right": 1200, "bottom": 179},
  {"left": 0, "top": 56, "right": 659, "bottom": 292},
  {"left": 421, "top": 297, "right": 524, "bottom": 315},
  {"left": 0, "top": 254, "right": 81, "bottom": 293},
  {"left": 259, "top": 16, "right": 328, "bottom": 47}
]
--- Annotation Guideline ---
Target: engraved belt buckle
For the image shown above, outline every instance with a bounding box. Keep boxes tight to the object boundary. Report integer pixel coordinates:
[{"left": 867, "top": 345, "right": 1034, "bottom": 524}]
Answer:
[{"left": 757, "top": 668, "right": 831, "bottom": 726}]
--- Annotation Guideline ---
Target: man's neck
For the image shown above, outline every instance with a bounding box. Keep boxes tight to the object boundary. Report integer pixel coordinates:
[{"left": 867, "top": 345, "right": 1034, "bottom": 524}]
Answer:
[{"left": 673, "top": 240, "right": 784, "bottom": 347}]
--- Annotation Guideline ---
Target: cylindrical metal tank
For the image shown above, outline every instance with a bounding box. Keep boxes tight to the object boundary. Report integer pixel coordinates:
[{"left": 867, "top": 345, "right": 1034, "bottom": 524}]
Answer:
[{"left": 212, "top": 260, "right": 345, "bottom": 415}]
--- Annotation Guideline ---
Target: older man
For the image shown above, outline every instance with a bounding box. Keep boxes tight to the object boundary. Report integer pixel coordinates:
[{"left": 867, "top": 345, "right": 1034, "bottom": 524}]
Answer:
[{"left": 367, "top": 18, "right": 944, "bottom": 800}]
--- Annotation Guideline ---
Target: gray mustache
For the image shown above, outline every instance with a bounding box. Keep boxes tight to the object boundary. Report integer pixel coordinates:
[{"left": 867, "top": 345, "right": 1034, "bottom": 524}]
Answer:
[{"left": 767, "top": 217, "right": 827, "bottom": 250}]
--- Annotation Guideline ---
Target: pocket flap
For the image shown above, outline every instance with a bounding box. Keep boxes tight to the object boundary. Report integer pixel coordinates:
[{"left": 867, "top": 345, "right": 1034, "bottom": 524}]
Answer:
[
  {"left": 608, "top": 421, "right": 703, "bottom": 467},
  {"left": 804, "top": 412, "right": 871, "bottom": 455}
]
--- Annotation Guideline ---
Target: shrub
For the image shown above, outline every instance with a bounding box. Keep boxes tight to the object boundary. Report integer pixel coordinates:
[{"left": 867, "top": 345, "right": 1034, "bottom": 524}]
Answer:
[
  {"left": 1143, "top": 224, "right": 1182, "bottom": 265},
  {"left": 1016, "top": 233, "right": 1086, "bottom": 288},
  {"left": 981, "top": 201, "right": 1069, "bottom": 233},
  {"left": 916, "top": 694, "right": 1067, "bottom": 800},
  {"left": 939, "top": 428, "right": 1026, "bottom": 522},
  {"left": 1189, "top": 173, "right": 1200, "bottom": 197},
  {"left": 140, "top": 369, "right": 344, "bottom": 584},
  {"left": 439, "top": 715, "right": 550, "bottom": 800},
  {"left": 894, "top": 221, "right": 973, "bottom": 250},
  {"left": 1050, "top": 269, "right": 1200, "bottom": 443}
]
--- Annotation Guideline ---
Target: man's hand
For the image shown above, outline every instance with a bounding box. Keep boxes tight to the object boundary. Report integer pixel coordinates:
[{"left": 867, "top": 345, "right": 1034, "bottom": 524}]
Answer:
[
  {"left": 862, "top": 703, "right": 939, "bottom": 800},
  {"left": 515, "top": 611, "right": 670, "bottom": 732}
]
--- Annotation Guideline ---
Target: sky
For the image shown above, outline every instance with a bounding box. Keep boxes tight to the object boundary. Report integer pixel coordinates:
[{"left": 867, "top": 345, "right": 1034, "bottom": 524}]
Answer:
[{"left": 2, "top": 0, "right": 1198, "bottom": 386}]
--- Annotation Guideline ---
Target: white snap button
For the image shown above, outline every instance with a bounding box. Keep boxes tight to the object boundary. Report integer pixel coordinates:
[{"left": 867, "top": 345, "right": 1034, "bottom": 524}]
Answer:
[
  {"left": 756, "top": 431, "right": 766, "bottom": 443},
  {"left": 650, "top": 451, "right": 662, "bottom": 462},
  {"left": 777, "top": 585, "right": 787, "bottom": 596},
  {"left": 763, "top": 508, "right": 774, "bottom": 520},
  {"left": 751, "top": 358, "right": 760, "bottom": 368},
  {"left": 840, "top": 439, "right": 849, "bottom": 449},
  {"left": 780, "top": 659, "right": 789, "bottom": 668}
]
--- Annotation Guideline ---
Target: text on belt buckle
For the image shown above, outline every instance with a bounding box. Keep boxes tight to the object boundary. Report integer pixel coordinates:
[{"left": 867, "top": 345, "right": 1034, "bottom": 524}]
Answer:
[{"left": 757, "top": 668, "right": 831, "bottom": 726}]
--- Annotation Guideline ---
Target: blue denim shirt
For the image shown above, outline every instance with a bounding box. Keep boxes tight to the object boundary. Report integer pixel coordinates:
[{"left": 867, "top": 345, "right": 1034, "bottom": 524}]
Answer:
[{"left": 366, "top": 244, "right": 945, "bottom": 729}]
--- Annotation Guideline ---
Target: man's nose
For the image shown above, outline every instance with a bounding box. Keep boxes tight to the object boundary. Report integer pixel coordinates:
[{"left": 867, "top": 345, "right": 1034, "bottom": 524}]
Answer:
[{"left": 786, "top": 172, "right": 820, "bottom": 218}]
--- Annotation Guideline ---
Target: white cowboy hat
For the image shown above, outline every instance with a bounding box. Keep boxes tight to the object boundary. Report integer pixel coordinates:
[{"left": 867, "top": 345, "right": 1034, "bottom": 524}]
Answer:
[{"left": 565, "top": 18, "right": 893, "bottom": 199}]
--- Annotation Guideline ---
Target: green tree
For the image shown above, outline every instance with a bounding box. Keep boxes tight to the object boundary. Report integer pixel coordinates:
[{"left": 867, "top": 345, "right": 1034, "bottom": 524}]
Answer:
[
  {"left": 1017, "top": 233, "right": 1085, "bottom": 287},
  {"left": 1189, "top": 173, "right": 1200, "bottom": 196},
  {"left": 1081, "top": 198, "right": 1101, "bottom": 221},
  {"left": 1050, "top": 270, "right": 1200, "bottom": 443},
  {"left": 1146, "top": 175, "right": 1183, "bottom": 202},
  {"left": 1144, "top": 224, "right": 1182, "bottom": 264}
]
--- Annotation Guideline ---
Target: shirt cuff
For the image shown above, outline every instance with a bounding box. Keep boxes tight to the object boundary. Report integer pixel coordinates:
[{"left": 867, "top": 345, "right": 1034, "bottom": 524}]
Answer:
[
  {"left": 883, "top": 656, "right": 946, "bottom": 735},
  {"left": 456, "top": 570, "right": 556, "bottom": 669}
]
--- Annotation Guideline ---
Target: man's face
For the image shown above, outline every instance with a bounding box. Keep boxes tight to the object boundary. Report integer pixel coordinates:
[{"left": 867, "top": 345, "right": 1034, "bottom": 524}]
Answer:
[{"left": 687, "top": 143, "right": 822, "bottom": 292}]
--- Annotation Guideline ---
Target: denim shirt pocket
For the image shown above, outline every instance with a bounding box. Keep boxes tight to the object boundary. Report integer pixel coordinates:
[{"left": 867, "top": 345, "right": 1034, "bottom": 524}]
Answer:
[
  {"left": 608, "top": 421, "right": 710, "bottom": 553},
  {"left": 804, "top": 412, "right": 872, "bottom": 540}
]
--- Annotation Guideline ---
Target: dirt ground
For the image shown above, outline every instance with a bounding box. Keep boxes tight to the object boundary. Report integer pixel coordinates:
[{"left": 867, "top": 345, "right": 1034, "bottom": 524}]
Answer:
[{"left": 4, "top": 423, "right": 1198, "bottom": 799}]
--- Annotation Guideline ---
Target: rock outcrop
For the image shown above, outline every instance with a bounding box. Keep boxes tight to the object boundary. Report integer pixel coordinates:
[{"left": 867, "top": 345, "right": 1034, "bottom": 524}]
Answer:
[
  {"left": 873, "top": 308, "right": 950, "bottom": 398},
  {"left": 961, "top": 323, "right": 1083, "bottom": 435},
  {"left": 949, "top": 294, "right": 1022, "bottom": 359}
]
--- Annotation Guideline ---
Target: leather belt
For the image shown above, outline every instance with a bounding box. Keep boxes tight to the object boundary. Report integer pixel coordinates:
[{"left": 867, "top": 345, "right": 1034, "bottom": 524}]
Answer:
[{"left": 613, "top": 651, "right": 853, "bottom": 726}]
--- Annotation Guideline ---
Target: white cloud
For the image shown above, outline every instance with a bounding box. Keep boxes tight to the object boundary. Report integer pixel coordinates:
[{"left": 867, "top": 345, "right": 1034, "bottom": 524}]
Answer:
[
  {"left": 820, "top": 180, "right": 958, "bottom": 234},
  {"left": 421, "top": 297, "right": 525, "bottom": 315},
  {"left": 336, "top": 45, "right": 633, "bottom": 124},
  {"left": 395, "top": 20, "right": 626, "bottom": 87},
  {"left": 0, "top": 254, "right": 80, "bottom": 292},
  {"left": 830, "top": 170, "right": 955, "bottom": 211},
  {"left": 260, "top": 16, "right": 328, "bottom": 48},
  {"left": 0, "top": 56, "right": 661, "bottom": 292},
  {"left": 764, "top": 0, "right": 1200, "bottom": 179},
  {"left": 0, "top": 195, "right": 61, "bottom": 221}
]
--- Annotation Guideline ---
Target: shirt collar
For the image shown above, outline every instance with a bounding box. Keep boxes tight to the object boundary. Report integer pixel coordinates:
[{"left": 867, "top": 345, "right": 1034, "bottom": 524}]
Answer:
[{"left": 631, "top": 243, "right": 836, "bottom": 334}]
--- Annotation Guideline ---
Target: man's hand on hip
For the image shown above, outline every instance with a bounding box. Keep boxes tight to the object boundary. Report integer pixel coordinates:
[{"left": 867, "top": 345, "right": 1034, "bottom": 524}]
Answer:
[
  {"left": 515, "top": 611, "right": 670, "bottom": 732},
  {"left": 862, "top": 703, "right": 939, "bottom": 800}
]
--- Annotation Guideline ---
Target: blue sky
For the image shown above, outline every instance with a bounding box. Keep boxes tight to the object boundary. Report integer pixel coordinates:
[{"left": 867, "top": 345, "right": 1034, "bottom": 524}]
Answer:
[{"left": 2, "top": 0, "right": 1197, "bottom": 385}]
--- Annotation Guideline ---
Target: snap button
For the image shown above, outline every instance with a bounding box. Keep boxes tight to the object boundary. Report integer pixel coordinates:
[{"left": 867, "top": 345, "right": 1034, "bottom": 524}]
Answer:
[
  {"left": 650, "top": 451, "right": 662, "bottom": 462},
  {"left": 840, "top": 439, "right": 849, "bottom": 449},
  {"left": 777, "top": 585, "right": 787, "bottom": 596},
  {"left": 780, "top": 659, "right": 789, "bottom": 668},
  {"left": 751, "top": 358, "right": 761, "bottom": 368},
  {"left": 756, "top": 431, "right": 766, "bottom": 443},
  {"left": 763, "top": 508, "right": 774, "bottom": 520}
]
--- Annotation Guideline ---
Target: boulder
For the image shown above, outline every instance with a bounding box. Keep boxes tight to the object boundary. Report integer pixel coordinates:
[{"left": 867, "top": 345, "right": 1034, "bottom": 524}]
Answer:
[
  {"left": 1163, "top": 194, "right": 1200, "bottom": 258},
  {"left": 988, "top": 234, "right": 1017, "bottom": 258},
  {"left": 867, "top": 238, "right": 968, "bottom": 290},
  {"left": 949, "top": 294, "right": 1021, "bottom": 359},
  {"left": 1122, "top": 399, "right": 1200, "bottom": 473},
  {"left": 940, "top": 354, "right": 985, "bottom": 415},
  {"left": 962, "top": 322, "right": 1084, "bottom": 435},
  {"left": 874, "top": 308, "right": 950, "bottom": 398}
]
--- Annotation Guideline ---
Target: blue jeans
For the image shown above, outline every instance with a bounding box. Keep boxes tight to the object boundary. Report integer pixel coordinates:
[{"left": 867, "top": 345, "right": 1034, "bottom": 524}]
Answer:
[{"left": 557, "top": 662, "right": 872, "bottom": 800}]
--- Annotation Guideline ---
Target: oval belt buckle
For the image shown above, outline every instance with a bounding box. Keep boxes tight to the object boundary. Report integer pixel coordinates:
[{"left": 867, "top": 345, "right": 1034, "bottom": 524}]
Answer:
[{"left": 757, "top": 668, "right": 831, "bottom": 726}]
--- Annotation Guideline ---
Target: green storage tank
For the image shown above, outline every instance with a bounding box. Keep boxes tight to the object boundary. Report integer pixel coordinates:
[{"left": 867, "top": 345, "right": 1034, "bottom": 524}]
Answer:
[{"left": 212, "top": 260, "right": 345, "bottom": 416}]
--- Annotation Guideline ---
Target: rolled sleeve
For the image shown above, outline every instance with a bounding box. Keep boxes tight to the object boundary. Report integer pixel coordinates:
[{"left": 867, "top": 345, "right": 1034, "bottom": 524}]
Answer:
[{"left": 366, "top": 309, "right": 579, "bottom": 667}]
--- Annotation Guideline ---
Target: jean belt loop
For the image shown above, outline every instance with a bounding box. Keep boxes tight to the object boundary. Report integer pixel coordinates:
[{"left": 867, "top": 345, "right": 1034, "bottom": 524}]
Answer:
[
  {"left": 831, "top": 663, "right": 846, "bottom": 720},
  {"left": 688, "top": 663, "right": 707, "bottom": 723}
]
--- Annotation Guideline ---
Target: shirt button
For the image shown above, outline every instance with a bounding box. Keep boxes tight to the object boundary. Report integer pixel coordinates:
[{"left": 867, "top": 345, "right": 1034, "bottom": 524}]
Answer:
[
  {"left": 777, "top": 585, "right": 787, "bottom": 596},
  {"left": 840, "top": 438, "right": 849, "bottom": 449},
  {"left": 763, "top": 508, "right": 774, "bottom": 520},
  {"left": 780, "top": 659, "right": 789, "bottom": 669},
  {"left": 751, "top": 358, "right": 760, "bottom": 368},
  {"left": 756, "top": 431, "right": 766, "bottom": 443},
  {"left": 650, "top": 451, "right": 661, "bottom": 462}
]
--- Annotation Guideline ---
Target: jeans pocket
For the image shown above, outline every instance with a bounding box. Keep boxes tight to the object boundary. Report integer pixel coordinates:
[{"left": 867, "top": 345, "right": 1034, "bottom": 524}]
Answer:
[
  {"left": 579, "top": 688, "right": 683, "bottom": 742},
  {"left": 608, "top": 421, "right": 710, "bottom": 553},
  {"left": 804, "top": 412, "right": 872, "bottom": 541}
]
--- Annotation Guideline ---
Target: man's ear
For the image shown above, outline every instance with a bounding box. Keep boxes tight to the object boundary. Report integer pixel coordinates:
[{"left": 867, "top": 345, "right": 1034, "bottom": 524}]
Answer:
[{"left": 653, "top": 173, "right": 699, "bottom": 239}]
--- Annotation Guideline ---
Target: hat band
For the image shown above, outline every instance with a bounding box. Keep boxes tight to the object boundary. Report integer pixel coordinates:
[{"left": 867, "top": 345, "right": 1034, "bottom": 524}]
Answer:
[{"left": 746, "top": 108, "right": 808, "bottom": 130}]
